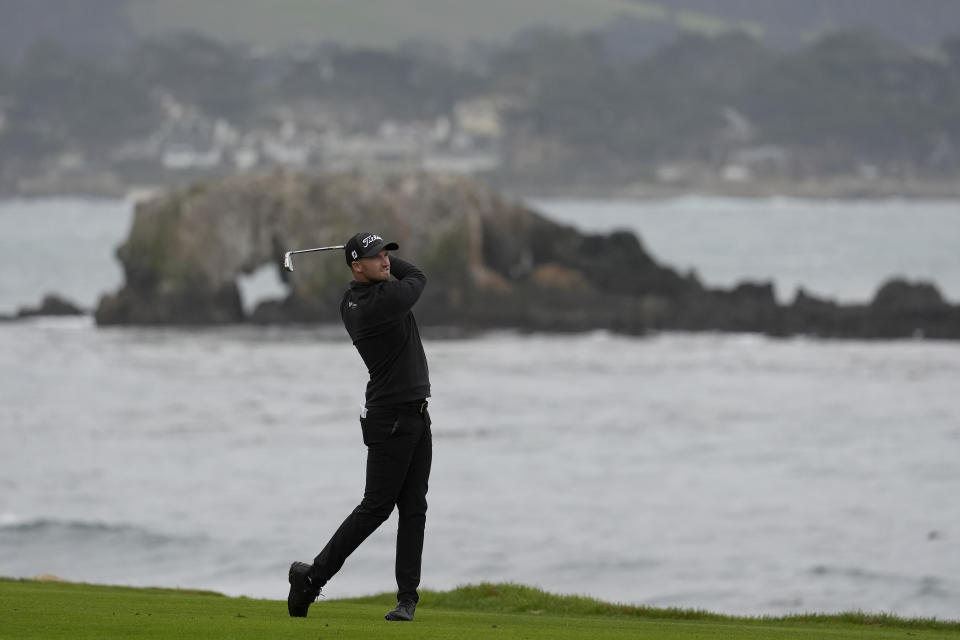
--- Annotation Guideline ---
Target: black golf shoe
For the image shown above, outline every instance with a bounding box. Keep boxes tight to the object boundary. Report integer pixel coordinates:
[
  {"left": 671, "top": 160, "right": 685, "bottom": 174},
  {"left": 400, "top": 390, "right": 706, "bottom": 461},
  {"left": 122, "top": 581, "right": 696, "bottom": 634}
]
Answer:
[
  {"left": 384, "top": 600, "right": 416, "bottom": 621},
  {"left": 287, "top": 561, "right": 321, "bottom": 617}
]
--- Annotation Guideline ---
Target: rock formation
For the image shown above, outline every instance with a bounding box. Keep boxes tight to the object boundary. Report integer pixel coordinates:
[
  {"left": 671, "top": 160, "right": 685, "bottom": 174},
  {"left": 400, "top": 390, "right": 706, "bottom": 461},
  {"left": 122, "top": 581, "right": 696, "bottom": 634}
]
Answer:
[
  {"left": 95, "top": 170, "right": 960, "bottom": 339},
  {"left": 17, "top": 294, "right": 85, "bottom": 318}
]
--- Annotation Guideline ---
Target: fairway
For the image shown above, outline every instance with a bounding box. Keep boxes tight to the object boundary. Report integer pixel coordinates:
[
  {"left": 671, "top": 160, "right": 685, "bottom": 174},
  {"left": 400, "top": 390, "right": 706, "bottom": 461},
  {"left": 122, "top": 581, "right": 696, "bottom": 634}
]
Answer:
[{"left": 2, "top": 579, "right": 959, "bottom": 640}]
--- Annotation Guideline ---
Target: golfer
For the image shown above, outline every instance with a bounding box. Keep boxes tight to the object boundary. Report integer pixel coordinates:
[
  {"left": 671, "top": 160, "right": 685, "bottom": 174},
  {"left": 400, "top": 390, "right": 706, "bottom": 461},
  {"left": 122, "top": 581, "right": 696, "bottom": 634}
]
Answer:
[{"left": 287, "top": 232, "right": 432, "bottom": 622}]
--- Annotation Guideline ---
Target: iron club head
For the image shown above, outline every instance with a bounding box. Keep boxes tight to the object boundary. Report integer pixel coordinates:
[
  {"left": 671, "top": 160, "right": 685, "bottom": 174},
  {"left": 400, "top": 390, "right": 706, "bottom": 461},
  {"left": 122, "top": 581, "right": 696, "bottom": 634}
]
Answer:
[{"left": 282, "top": 245, "right": 345, "bottom": 272}]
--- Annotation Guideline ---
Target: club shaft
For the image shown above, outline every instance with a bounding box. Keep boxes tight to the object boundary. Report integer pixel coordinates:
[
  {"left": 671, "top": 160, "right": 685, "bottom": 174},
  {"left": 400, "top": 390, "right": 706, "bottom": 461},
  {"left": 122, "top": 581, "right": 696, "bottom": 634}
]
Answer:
[
  {"left": 283, "top": 244, "right": 344, "bottom": 272},
  {"left": 288, "top": 245, "right": 344, "bottom": 255}
]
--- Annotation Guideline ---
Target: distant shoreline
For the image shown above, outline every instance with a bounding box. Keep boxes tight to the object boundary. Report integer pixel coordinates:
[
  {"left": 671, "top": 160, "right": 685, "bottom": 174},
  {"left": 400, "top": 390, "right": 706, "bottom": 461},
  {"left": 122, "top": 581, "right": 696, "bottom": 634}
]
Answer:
[
  {"left": 4, "top": 174, "right": 960, "bottom": 203},
  {"left": 500, "top": 177, "right": 960, "bottom": 202}
]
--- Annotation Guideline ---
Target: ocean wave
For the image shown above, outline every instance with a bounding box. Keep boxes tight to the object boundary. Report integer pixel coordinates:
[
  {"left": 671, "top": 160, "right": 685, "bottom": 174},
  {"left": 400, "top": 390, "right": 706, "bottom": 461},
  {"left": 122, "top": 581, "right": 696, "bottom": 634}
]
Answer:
[
  {"left": 0, "top": 517, "right": 226, "bottom": 587},
  {"left": 808, "top": 563, "right": 906, "bottom": 584},
  {"left": 808, "top": 563, "right": 956, "bottom": 597},
  {"left": 0, "top": 517, "right": 205, "bottom": 547}
]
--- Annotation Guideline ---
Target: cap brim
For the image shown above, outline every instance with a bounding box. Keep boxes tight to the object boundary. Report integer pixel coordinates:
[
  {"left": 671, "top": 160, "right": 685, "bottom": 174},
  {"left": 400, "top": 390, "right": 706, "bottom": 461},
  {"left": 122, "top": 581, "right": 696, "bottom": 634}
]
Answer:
[{"left": 356, "top": 240, "right": 399, "bottom": 260}]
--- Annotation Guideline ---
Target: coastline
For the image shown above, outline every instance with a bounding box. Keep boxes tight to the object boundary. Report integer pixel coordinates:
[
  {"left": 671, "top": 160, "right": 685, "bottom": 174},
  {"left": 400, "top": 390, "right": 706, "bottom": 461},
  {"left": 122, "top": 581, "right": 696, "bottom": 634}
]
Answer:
[
  {"left": 499, "top": 176, "right": 960, "bottom": 202},
  {"left": 4, "top": 173, "right": 960, "bottom": 203}
]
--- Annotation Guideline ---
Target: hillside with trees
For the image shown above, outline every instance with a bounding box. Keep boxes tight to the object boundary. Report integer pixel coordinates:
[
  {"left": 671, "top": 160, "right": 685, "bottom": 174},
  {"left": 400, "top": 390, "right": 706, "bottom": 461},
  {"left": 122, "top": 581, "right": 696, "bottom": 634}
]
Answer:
[
  {"left": 4, "top": 0, "right": 960, "bottom": 62},
  {"left": 1, "top": 22, "right": 959, "bottom": 197}
]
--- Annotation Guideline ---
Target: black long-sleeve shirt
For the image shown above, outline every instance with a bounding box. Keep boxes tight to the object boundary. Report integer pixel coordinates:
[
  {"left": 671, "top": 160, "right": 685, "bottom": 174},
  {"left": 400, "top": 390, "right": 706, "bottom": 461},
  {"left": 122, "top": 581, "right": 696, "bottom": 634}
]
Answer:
[{"left": 340, "top": 257, "right": 430, "bottom": 407}]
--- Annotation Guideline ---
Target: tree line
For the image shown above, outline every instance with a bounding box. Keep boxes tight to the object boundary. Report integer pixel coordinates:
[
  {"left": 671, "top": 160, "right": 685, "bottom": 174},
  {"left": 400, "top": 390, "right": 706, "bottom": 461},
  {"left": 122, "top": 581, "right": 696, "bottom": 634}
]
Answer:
[{"left": 1, "top": 25, "right": 959, "bottom": 190}]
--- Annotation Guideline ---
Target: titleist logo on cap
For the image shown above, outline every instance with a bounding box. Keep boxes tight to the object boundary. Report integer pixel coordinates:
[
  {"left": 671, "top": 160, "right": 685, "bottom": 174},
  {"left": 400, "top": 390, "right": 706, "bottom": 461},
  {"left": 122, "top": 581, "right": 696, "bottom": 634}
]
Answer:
[{"left": 346, "top": 232, "right": 397, "bottom": 265}]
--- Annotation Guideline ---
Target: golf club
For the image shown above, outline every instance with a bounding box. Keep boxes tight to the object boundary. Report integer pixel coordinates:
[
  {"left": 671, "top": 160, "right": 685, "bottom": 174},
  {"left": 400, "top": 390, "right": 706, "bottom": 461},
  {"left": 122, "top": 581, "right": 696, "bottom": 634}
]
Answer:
[{"left": 283, "top": 245, "right": 344, "bottom": 272}]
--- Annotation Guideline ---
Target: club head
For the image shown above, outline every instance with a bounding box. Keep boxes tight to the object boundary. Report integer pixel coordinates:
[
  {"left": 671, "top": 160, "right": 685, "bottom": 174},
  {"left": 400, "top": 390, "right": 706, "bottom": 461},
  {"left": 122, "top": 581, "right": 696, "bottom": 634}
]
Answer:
[{"left": 283, "top": 252, "right": 294, "bottom": 272}]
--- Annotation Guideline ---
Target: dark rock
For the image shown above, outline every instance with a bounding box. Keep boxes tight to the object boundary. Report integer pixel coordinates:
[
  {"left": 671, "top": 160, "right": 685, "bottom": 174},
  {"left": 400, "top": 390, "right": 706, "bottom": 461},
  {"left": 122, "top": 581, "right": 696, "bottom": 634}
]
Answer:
[
  {"left": 17, "top": 294, "right": 86, "bottom": 318},
  {"left": 679, "top": 280, "right": 783, "bottom": 333},
  {"left": 864, "top": 278, "right": 958, "bottom": 339},
  {"left": 95, "top": 283, "right": 243, "bottom": 325},
  {"left": 785, "top": 287, "right": 858, "bottom": 337},
  {"left": 871, "top": 279, "right": 947, "bottom": 311},
  {"left": 93, "top": 170, "right": 960, "bottom": 339},
  {"left": 95, "top": 170, "right": 693, "bottom": 329},
  {"left": 784, "top": 280, "right": 960, "bottom": 339}
]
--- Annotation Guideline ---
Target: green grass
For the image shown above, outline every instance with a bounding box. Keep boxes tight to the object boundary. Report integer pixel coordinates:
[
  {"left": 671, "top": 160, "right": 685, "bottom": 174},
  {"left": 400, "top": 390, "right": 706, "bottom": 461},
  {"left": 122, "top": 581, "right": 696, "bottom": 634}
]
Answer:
[{"left": 3, "top": 578, "right": 959, "bottom": 640}]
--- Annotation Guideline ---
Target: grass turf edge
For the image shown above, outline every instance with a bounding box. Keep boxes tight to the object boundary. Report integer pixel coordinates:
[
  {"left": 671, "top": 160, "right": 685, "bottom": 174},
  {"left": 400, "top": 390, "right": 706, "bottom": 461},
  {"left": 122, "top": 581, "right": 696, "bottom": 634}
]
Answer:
[
  {"left": 340, "top": 581, "right": 960, "bottom": 631},
  {"left": 3, "top": 577, "right": 959, "bottom": 632}
]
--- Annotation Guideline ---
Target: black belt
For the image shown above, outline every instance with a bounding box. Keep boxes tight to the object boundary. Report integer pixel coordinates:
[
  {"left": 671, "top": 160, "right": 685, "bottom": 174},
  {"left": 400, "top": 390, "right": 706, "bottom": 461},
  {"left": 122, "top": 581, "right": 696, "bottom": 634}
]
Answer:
[{"left": 366, "top": 400, "right": 428, "bottom": 415}]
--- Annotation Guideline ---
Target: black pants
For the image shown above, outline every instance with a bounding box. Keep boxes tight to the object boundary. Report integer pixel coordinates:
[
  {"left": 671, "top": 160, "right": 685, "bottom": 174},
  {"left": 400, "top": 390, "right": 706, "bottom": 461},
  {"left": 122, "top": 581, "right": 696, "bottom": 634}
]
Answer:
[{"left": 310, "top": 401, "right": 432, "bottom": 603}]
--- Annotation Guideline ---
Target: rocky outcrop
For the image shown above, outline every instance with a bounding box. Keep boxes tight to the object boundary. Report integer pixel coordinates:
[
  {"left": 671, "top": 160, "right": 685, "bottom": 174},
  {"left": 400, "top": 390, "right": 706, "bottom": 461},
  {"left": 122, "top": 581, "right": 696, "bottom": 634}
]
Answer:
[
  {"left": 780, "top": 279, "right": 960, "bottom": 339},
  {"left": 17, "top": 294, "right": 86, "bottom": 318},
  {"left": 94, "top": 169, "right": 691, "bottom": 330},
  {"left": 95, "top": 170, "right": 960, "bottom": 339}
]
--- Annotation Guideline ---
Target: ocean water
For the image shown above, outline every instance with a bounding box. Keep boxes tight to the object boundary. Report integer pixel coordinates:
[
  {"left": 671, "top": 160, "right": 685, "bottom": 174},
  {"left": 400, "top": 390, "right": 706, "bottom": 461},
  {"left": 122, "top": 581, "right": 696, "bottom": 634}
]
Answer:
[
  {"left": 0, "top": 198, "right": 133, "bottom": 315},
  {"left": 3, "top": 195, "right": 960, "bottom": 314},
  {"left": 1, "top": 197, "right": 959, "bottom": 620},
  {"left": 531, "top": 196, "right": 960, "bottom": 304}
]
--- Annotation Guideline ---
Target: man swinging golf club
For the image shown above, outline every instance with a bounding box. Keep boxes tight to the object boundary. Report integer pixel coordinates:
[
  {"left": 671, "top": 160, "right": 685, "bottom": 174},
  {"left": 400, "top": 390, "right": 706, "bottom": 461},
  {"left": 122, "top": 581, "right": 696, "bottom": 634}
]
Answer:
[{"left": 287, "top": 232, "right": 432, "bottom": 622}]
